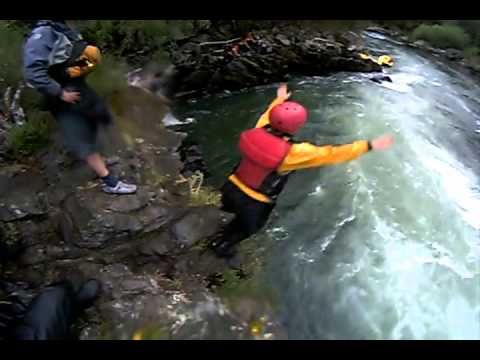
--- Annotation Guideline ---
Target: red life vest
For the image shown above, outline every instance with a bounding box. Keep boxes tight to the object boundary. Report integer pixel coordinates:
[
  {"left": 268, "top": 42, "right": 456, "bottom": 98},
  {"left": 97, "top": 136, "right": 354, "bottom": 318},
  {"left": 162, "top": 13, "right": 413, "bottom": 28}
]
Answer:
[{"left": 234, "top": 127, "right": 292, "bottom": 192}]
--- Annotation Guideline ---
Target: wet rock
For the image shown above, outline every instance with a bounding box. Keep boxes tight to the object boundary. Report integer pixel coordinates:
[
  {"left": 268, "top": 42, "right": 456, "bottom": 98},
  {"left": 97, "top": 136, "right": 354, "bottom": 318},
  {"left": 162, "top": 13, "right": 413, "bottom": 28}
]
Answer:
[
  {"left": 1, "top": 219, "right": 55, "bottom": 250},
  {"left": 107, "top": 191, "right": 151, "bottom": 213},
  {"left": 366, "top": 26, "right": 392, "bottom": 36},
  {"left": 0, "top": 166, "right": 49, "bottom": 222},
  {"left": 171, "top": 206, "right": 232, "bottom": 249},
  {"left": 121, "top": 279, "right": 152, "bottom": 294},
  {"left": 275, "top": 34, "right": 291, "bottom": 46},
  {"left": 75, "top": 262, "right": 104, "bottom": 279},
  {"left": 102, "top": 213, "right": 143, "bottom": 233},
  {"left": 413, "top": 40, "right": 429, "bottom": 48},
  {"left": 446, "top": 48, "right": 464, "bottom": 61},
  {"left": 138, "top": 232, "right": 172, "bottom": 257},
  {"left": 79, "top": 323, "right": 102, "bottom": 340},
  {"left": 45, "top": 245, "right": 66, "bottom": 259},
  {"left": 173, "top": 250, "right": 228, "bottom": 280},
  {"left": 139, "top": 204, "right": 183, "bottom": 234},
  {"left": 59, "top": 191, "right": 144, "bottom": 249},
  {"left": 19, "top": 245, "right": 48, "bottom": 265},
  {"left": 106, "top": 156, "right": 121, "bottom": 166},
  {"left": 0, "top": 198, "right": 48, "bottom": 222}
]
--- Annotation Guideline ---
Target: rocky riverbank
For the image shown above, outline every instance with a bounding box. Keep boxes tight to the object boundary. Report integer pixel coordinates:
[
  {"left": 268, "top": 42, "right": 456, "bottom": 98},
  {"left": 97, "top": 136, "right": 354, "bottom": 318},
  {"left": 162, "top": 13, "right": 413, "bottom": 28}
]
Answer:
[
  {"left": 1, "top": 86, "right": 229, "bottom": 338},
  {"left": 131, "top": 25, "right": 382, "bottom": 100}
]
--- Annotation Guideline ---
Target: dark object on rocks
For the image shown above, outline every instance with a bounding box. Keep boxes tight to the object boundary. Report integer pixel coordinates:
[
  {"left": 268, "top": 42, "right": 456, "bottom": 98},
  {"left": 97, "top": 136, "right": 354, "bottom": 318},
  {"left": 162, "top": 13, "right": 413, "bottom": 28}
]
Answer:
[
  {"left": 179, "top": 141, "right": 209, "bottom": 176},
  {"left": 445, "top": 48, "right": 464, "bottom": 61},
  {"left": 370, "top": 75, "right": 393, "bottom": 84},
  {"left": 9, "top": 279, "right": 101, "bottom": 340},
  {"left": 0, "top": 227, "right": 25, "bottom": 264},
  {"left": 0, "top": 240, "right": 19, "bottom": 264}
]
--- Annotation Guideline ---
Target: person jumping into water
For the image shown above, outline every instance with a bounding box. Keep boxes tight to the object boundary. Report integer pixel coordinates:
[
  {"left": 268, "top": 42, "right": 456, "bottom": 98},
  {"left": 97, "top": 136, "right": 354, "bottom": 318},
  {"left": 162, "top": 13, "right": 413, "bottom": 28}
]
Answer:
[{"left": 212, "top": 84, "right": 395, "bottom": 258}]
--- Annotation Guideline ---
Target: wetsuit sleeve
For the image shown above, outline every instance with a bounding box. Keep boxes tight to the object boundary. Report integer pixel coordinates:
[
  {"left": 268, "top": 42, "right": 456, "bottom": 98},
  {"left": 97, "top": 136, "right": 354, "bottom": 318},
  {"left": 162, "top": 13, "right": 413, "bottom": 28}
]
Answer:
[
  {"left": 255, "top": 96, "right": 286, "bottom": 128},
  {"left": 278, "top": 140, "right": 371, "bottom": 172},
  {"left": 23, "top": 28, "right": 63, "bottom": 98}
]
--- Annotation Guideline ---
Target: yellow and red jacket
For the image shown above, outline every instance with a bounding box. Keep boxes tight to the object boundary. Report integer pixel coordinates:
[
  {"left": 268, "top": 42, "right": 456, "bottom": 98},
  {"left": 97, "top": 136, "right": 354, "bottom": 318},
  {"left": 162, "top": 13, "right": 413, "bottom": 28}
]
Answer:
[{"left": 229, "top": 96, "right": 371, "bottom": 203}]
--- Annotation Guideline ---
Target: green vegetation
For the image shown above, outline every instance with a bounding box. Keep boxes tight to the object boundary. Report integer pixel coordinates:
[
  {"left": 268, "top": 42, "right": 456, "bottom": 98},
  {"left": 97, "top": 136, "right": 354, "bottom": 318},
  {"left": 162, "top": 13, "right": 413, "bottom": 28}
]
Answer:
[
  {"left": 464, "top": 46, "right": 480, "bottom": 58},
  {"left": 404, "top": 20, "right": 480, "bottom": 67},
  {"left": 79, "top": 20, "right": 170, "bottom": 56},
  {"left": 6, "top": 110, "right": 55, "bottom": 157},
  {"left": 78, "top": 20, "right": 198, "bottom": 61},
  {"left": 189, "top": 186, "right": 222, "bottom": 207},
  {"left": 87, "top": 54, "right": 129, "bottom": 98},
  {"left": 376, "top": 20, "right": 436, "bottom": 32},
  {"left": 411, "top": 23, "right": 471, "bottom": 49},
  {"left": 0, "top": 22, "right": 24, "bottom": 88},
  {"left": 0, "top": 21, "right": 53, "bottom": 159},
  {"left": 185, "top": 171, "right": 222, "bottom": 207}
]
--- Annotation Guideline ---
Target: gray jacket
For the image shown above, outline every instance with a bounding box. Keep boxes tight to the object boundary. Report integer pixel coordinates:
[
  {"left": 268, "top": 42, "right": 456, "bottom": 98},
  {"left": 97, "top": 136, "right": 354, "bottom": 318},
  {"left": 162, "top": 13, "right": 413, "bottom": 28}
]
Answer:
[{"left": 23, "top": 21, "right": 83, "bottom": 98}]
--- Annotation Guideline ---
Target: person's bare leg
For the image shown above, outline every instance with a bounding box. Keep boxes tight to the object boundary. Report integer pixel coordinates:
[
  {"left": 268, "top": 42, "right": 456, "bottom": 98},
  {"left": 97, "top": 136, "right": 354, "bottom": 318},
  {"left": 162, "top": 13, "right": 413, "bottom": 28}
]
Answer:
[
  {"left": 85, "top": 153, "right": 137, "bottom": 194},
  {"left": 85, "top": 153, "right": 109, "bottom": 178}
]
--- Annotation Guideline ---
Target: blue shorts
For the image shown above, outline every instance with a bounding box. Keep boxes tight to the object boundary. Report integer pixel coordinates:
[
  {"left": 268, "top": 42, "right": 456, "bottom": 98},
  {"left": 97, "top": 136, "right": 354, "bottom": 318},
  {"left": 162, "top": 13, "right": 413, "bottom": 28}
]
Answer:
[{"left": 50, "top": 81, "right": 112, "bottom": 159}]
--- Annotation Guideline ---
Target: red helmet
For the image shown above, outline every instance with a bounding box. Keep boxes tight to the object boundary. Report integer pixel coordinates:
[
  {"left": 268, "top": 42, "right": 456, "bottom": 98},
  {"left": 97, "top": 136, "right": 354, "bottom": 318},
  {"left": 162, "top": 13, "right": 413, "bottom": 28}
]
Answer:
[{"left": 269, "top": 101, "right": 308, "bottom": 135}]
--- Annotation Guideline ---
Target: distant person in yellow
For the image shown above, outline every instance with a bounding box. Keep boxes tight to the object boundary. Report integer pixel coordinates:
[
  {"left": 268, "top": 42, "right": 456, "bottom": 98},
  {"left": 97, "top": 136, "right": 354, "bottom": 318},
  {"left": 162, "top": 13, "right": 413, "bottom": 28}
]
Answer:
[
  {"left": 213, "top": 84, "right": 395, "bottom": 257},
  {"left": 360, "top": 53, "right": 394, "bottom": 67}
]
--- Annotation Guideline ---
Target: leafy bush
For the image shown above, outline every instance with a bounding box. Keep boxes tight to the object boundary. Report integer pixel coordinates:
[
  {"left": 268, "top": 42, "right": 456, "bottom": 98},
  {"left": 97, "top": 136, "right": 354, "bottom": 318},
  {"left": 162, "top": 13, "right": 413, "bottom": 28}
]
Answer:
[
  {"left": 464, "top": 46, "right": 480, "bottom": 58},
  {"left": 412, "top": 24, "right": 471, "bottom": 49},
  {"left": 0, "top": 21, "right": 25, "bottom": 89},
  {"left": 6, "top": 110, "right": 55, "bottom": 157},
  {"left": 376, "top": 20, "right": 438, "bottom": 32},
  {"left": 79, "top": 20, "right": 188, "bottom": 57},
  {"left": 87, "top": 54, "right": 129, "bottom": 98}
]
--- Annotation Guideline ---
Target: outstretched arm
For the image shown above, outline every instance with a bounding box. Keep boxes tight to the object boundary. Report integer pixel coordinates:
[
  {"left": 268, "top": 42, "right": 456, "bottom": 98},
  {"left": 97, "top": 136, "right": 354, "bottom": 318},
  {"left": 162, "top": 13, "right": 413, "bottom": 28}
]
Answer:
[
  {"left": 278, "top": 135, "right": 394, "bottom": 172},
  {"left": 255, "top": 84, "right": 292, "bottom": 128}
]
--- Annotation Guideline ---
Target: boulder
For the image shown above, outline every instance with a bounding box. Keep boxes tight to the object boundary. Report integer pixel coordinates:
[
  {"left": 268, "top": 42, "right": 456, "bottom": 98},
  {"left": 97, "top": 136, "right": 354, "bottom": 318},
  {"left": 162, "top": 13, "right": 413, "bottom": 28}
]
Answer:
[
  {"left": 275, "top": 34, "right": 291, "bottom": 46},
  {"left": 59, "top": 190, "right": 147, "bottom": 249},
  {"left": 171, "top": 206, "right": 233, "bottom": 249},
  {"left": 446, "top": 48, "right": 464, "bottom": 61},
  {"left": 137, "top": 231, "right": 173, "bottom": 257},
  {"left": 413, "top": 40, "right": 429, "bottom": 48},
  {"left": 0, "top": 166, "right": 48, "bottom": 222}
]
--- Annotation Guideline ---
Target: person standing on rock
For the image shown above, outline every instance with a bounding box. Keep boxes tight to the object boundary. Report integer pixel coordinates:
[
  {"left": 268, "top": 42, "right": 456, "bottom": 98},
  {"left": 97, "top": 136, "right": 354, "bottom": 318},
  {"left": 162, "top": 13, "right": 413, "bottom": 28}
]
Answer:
[
  {"left": 23, "top": 20, "right": 137, "bottom": 195},
  {"left": 212, "top": 84, "right": 395, "bottom": 258}
]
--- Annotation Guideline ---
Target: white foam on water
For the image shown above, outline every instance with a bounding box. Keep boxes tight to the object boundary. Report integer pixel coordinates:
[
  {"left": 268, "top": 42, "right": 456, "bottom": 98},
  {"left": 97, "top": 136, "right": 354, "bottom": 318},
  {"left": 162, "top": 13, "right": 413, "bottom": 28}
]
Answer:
[
  {"left": 162, "top": 113, "right": 195, "bottom": 126},
  {"left": 418, "top": 142, "right": 480, "bottom": 231}
]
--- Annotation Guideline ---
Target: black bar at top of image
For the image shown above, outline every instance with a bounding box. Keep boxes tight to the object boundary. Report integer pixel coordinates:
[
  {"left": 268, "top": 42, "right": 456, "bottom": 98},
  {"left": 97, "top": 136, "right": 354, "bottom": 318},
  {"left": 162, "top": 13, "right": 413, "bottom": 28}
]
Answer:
[{"left": 0, "top": 0, "right": 479, "bottom": 20}]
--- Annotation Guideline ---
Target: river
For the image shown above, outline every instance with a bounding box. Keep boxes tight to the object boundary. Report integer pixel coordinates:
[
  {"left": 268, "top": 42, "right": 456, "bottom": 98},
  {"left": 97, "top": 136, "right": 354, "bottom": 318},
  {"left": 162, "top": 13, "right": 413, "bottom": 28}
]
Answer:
[{"left": 176, "top": 32, "right": 480, "bottom": 340}]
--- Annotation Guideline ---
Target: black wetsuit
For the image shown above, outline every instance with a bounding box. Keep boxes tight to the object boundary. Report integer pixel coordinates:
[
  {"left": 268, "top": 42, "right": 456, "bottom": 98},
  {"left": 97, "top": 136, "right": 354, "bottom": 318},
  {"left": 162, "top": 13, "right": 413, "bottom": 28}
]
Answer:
[
  {"left": 0, "top": 280, "right": 100, "bottom": 340},
  {"left": 215, "top": 181, "right": 275, "bottom": 257}
]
